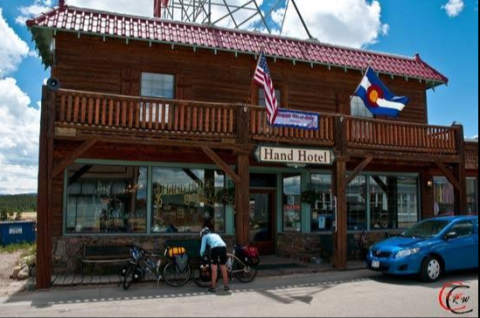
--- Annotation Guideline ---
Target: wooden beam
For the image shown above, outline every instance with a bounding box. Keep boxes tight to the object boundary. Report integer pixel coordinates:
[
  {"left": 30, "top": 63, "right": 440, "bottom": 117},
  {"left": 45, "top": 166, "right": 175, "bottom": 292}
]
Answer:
[
  {"left": 201, "top": 146, "right": 240, "bottom": 184},
  {"left": 50, "top": 139, "right": 98, "bottom": 178},
  {"left": 344, "top": 157, "right": 373, "bottom": 189},
  {"left": 435, "top": 161, "right": 460, "bottom": 190}
]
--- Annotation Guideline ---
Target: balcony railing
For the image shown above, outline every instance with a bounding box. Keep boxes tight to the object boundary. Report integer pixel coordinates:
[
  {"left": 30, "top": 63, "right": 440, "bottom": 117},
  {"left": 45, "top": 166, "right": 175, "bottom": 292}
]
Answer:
[
  {"left": 56, "top": 90, "right": 237, "bottom": 139},
  {"left": 52, "top": 89, "right": 461, "bottom": 157},
  {"left": 344, "top": 117, "right": 458, "bottom": 154}
]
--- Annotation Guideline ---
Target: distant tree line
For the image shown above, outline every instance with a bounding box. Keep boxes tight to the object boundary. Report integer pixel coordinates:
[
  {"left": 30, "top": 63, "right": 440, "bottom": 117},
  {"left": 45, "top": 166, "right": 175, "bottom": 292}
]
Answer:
[{"left": 0, "top": 194, "right": 37, "bottom": 221}]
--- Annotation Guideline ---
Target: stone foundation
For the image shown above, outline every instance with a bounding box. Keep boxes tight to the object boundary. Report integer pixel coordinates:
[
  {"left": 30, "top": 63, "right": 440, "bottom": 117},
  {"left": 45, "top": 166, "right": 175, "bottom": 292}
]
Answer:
[
  {"left": 276, "top": 231, "right": 402, "bottom": 263},
  {"left": 52, "top": 235, "right": 236, "bottom": 275}
]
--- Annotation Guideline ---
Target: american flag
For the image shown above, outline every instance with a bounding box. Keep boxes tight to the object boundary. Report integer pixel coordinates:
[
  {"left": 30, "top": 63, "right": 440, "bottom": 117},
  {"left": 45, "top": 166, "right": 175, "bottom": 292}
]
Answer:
[{"left": 253, "top": 52, "right": 278, "bottom": 125}]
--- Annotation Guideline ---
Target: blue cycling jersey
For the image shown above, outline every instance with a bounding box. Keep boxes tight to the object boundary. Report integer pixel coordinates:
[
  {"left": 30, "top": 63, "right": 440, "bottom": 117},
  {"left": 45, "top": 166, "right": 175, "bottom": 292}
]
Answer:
[{"left": 200, "top": 233, "right": 226, "bottom": 256}]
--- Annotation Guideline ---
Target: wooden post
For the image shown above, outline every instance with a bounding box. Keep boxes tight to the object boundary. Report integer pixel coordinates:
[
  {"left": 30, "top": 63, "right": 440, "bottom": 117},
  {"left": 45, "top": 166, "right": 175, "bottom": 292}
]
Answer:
[
  {"left": 36, "top": 87, "right": 54, "bottom": 289},
  {"left": 235, "top": 154, "right": 250, "bottom": 246},
  {"left": 235, "top": 105, "right": 251, "bottom": 245},
  {"left": 453, "top": 125, "right": 467, "bottom": 215},
  {"left": 332, "top": 115, "right": 347, "bottom": 270},
  {"left": 332, "top": 158, "right": 347, "bottom": 270}
]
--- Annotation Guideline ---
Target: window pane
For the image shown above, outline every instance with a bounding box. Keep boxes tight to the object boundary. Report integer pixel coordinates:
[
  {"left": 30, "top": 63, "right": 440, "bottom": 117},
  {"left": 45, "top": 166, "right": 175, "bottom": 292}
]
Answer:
[
  {"left": 434, "top": 177, "right": 455, "bottom": 215},
  {"left": 310, "top": 174, "right": 333, "bottom": 232},
  {"left": 467, "top": 178, "right": 478, "bottom": 215},
  {"left": 283, "top": 174, "right": 301, "bottom": 232},
  {"left": 66, "top": 165, "right": 148, "bottom": 234},
  {"left": 259, "top": 89, "right": 281, "bottom": 107},
  {"left": 347, "top": 176, "right": 367, "bottom": 231},
  {"left": 369, "top": 176, "right": 418, "bottom": 230},
  {"left": 151, "top": 168, "right": 225, "bottom": 234},
  {"left": 141, "top": 73, "right": 175, "bottom": 99}
]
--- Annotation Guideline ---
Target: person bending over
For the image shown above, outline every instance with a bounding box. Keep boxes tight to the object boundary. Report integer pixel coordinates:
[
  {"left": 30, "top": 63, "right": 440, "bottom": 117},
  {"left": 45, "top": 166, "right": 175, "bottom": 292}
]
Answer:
[{"left": 200, "top": 227, "right": 230, "bottom": 293}]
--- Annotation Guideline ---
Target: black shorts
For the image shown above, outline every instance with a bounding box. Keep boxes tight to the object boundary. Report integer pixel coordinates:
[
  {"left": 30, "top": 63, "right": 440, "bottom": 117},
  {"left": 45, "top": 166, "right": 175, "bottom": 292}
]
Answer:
[{"left": 210, "top": 247, "right": 227, "bottom": 265}]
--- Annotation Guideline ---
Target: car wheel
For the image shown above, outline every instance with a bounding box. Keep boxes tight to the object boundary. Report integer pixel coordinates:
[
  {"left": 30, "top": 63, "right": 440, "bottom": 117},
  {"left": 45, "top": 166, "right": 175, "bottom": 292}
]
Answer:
[{"left": 420, "top": 256, "right": 442, "bottom": 282}]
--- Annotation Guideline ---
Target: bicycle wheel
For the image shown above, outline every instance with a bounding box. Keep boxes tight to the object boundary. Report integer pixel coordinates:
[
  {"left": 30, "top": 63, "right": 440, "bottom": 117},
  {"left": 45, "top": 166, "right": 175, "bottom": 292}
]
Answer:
[
  {"left": 123, "top": 264, "right": 136, "bottom": 290},
  {"left": 163, "top": 262, "right": 191, "bottom": 287},
  {"left": 193, "top": 268, "right": 212, "bottom": 288},
  {"left": 234, "top": 262, "right": 257, "bottom": 283}
]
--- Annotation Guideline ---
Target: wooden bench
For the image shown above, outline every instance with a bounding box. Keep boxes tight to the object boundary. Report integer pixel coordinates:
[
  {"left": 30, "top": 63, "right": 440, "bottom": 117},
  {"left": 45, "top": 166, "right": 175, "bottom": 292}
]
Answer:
[{"left": 81, "top": 244, "right": 131, "bottom": 278}]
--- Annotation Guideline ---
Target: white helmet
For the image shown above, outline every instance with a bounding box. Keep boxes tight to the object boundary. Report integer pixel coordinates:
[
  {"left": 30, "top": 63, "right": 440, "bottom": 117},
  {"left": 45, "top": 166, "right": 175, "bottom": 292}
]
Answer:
[{"left": 200, "top": 227, "right": 210, "bottom": 238}]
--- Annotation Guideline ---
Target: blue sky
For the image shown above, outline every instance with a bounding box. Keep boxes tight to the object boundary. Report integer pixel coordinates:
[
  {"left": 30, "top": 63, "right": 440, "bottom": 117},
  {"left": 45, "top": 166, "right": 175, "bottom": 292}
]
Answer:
[{"left": 0, "top": 0, "right": 478, "bottom": 194}]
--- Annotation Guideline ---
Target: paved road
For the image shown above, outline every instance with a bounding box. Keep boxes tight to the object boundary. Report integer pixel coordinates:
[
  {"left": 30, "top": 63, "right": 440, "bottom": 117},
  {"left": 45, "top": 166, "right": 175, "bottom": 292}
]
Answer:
[{"left": 0, "top": 270, "right": 477, "bottom": 317}]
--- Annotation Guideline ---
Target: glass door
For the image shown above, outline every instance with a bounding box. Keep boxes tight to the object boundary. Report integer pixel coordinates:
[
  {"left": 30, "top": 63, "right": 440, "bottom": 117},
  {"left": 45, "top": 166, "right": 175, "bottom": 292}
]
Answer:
[{"left": 249, "top": 190, "right": 276, "bottom": 255}]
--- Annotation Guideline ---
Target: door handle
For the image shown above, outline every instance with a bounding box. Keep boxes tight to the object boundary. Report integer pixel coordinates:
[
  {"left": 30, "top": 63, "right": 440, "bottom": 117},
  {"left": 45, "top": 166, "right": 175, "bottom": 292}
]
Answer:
[{"left": 333, "top": 196, "right": 338, "bottom": 234}]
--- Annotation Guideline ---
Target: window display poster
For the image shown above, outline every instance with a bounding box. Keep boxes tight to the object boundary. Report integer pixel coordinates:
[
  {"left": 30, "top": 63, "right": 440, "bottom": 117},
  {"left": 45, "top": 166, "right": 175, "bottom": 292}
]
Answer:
[{"left": 318, "top": 216, "right": 326, "bottom": 230}]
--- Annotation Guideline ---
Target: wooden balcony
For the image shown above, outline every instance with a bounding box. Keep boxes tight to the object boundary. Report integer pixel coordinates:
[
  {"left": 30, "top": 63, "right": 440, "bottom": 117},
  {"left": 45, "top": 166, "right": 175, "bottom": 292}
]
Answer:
[{"left": 51, "top": 89, "right": 461, "bottom": 160}]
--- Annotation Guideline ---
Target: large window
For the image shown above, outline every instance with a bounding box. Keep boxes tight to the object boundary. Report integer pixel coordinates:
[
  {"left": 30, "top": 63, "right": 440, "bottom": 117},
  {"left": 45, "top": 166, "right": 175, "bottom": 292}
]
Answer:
[
  {"left": 467, "top": 178, "right": 478, "bottom": 215},
  {"left": 351, "top": 96, "right": 374, "bottom": 118},
  {"left": 151, "top": 168, "right": 226, "bottom": 234},
  {"left": 434, "top": 177, "right": 455, "bottom": 215},
  {"left": 310, "top": 174, "right": 333, "bottom": 232},
  {"left": 369, "top": 176, "right": 418, "bottom": 230},
  {"left": 66, "top": 165, "right": 148, "bottom": 234},
  {"left": 141, "top": 73, "right": 175, "bottom": 99},
  {"left": 259, "top": 88, "right": 281, "bottom": 107},
  {"left": 347, "top": 176, "right": 368, "bottom": 231},
  {"left": 283, "top": 174, "right": 302, "bottom": 232}
]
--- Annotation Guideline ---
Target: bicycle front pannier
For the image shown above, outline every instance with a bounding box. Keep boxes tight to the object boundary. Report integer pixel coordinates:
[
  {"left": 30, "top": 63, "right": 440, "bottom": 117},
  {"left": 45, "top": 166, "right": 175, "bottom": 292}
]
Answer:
[
  {"left": 175, "top": 254, "right": 189, "bottom": 273},
  {"left": 200, "top": 256, "right": 211, "bottom": 282}
]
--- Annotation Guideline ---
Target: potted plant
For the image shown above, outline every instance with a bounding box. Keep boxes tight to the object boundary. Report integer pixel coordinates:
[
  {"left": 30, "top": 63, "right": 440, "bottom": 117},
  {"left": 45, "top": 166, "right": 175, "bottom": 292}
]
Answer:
[
  {"left": 301, "top": 183, "right": 319, "bottom": 206},
  {"left": 215, "top": 187, "right": 235, "bottom": 205}
]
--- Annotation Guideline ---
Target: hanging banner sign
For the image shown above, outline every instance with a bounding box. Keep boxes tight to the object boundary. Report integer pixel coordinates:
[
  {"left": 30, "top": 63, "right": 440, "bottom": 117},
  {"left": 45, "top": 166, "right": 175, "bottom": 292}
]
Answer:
[
  {"left": 273, "top": 110, "right": 319, "bottom": 130},
  {"left": 254, "top": 146, "right": 335, "bottom": 166}
]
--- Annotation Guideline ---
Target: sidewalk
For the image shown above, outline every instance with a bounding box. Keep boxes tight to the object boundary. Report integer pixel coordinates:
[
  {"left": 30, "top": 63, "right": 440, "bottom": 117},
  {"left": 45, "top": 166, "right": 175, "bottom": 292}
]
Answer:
[{"left": 50, "top": 257, "right": 367, "bottom": 288}]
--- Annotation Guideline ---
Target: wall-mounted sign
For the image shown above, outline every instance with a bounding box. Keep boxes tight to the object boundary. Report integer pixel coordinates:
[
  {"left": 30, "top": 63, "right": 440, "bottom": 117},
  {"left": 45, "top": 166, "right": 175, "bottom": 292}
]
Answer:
[
  {"left": 273, "top": 110, "right": 319, "bottom": 130},
  {"left": 254, "top": 146, "right": 334, "bottom": 166},
  {"left": 9, "top": 226, "right": 23, "bottom": 235}
]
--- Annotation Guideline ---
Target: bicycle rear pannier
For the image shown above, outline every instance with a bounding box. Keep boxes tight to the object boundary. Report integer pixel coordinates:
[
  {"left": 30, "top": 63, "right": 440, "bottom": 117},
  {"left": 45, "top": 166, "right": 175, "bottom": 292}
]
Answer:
[{"left": 243, "top": 246, "right": 260, "bottom": 266}]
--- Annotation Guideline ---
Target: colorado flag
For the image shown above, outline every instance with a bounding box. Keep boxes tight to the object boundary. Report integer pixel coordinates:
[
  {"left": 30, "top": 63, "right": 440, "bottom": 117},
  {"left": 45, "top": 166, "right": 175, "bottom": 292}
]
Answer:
[{"left": 355, "top": 67, "right": 409, "bottom": 118}]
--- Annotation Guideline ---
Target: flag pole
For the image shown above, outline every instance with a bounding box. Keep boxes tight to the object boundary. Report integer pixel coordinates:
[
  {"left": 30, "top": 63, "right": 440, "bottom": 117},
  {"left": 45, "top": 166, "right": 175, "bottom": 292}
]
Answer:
[{"left": 245, "top": 46, "right": 265, "bottom": 105}]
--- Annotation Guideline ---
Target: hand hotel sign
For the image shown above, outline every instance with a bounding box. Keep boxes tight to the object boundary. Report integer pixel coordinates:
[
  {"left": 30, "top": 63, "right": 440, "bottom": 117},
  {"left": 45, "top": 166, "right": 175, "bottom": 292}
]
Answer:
[{"left": 254, "top": 146, "right": 334, "bottom": 167}]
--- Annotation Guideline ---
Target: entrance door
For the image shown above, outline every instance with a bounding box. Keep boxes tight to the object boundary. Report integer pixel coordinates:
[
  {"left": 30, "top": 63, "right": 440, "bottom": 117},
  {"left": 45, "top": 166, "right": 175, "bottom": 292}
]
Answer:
[{"left": 249, "top": 190, "right": 276, "bottom": 255}]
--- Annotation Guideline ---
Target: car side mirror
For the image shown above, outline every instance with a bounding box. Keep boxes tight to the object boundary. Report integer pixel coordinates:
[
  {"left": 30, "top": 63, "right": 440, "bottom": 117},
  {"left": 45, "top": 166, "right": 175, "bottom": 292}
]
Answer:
[{"left": 445, "top": 232, "right": 459, "bottom": 240}]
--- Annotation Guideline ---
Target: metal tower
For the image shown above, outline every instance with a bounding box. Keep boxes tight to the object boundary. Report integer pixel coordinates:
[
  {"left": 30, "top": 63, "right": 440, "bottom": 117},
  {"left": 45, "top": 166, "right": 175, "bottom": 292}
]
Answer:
[{"left": 158, "top": 0, "right": 314, "bottom": 40}]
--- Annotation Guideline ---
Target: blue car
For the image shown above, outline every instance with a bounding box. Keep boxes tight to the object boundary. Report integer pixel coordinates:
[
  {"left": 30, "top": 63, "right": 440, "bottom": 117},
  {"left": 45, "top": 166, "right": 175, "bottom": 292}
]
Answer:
[{"left": 367, "top": 216, "right": 478, "bottom": 282}]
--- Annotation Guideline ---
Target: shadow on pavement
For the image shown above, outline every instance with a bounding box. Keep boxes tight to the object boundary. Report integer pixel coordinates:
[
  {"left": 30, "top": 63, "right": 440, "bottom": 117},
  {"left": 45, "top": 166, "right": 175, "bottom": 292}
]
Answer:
[{"left": 3, "top": 274, "right": 373, "bottom": 308}]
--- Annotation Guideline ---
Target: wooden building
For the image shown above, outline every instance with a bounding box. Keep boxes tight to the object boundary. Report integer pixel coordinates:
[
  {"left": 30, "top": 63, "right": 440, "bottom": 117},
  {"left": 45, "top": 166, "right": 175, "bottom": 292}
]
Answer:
[{"left": 27, "top": 4, "right": 478, "bottom": 289}]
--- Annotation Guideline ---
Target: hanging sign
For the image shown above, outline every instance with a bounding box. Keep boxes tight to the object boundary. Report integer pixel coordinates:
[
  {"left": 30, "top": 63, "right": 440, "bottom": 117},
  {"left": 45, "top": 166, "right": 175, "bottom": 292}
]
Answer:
[
  {"left": 273, "top": 110, "right": 319, "bottom": 130},
  {"left": 254, "top": 146, "right": 334, "bottom": 166}
]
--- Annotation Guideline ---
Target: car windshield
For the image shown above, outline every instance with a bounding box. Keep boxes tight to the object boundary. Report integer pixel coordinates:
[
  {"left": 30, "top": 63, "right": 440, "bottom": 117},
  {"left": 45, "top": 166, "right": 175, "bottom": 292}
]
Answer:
[{"left": 401, "top": 220, "right": 451, "bottom": 239}]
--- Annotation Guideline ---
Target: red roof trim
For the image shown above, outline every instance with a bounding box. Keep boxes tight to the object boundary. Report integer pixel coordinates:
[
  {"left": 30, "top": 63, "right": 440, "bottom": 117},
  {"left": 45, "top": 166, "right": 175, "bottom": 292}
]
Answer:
[{"left": 27, "top": 5, "right": 448, "bottom": 84}]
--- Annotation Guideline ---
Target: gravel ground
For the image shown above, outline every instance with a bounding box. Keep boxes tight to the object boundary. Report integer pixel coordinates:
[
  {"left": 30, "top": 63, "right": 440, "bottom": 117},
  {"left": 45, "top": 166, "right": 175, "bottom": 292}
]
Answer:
[{"left": 0, "top": 251, "right": 28, "bottom": 297}]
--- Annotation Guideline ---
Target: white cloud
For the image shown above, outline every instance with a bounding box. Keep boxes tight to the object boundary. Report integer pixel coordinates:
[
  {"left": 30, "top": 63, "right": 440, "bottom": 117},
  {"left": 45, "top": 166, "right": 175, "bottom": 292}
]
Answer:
[
  {"left": 277, "top": 0, "right": 389, "bottom": 48},
  {"left": 66, "top": 0, "right": 265, "bottom": 29},
  {"left": 442, "top": 0, "right": 465, "bottom": 17},
  {"left": 15, "top": 0, "right": 53, "bottom": 25},
  {"left": 0, "top": 8, "right": 30, "bottom": 77},
  {"left": 0, "top": 78, "right": 40, "bottom": 194}
]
